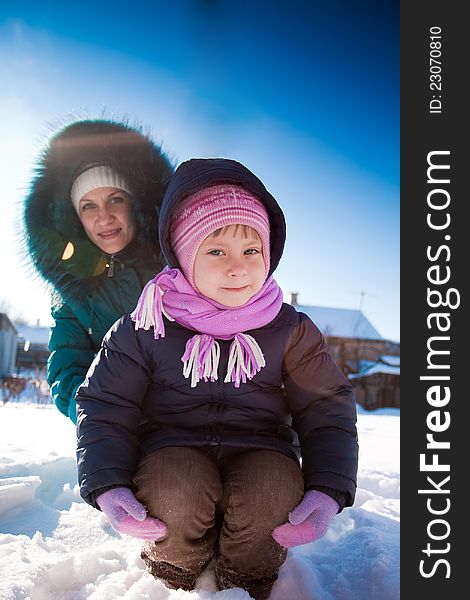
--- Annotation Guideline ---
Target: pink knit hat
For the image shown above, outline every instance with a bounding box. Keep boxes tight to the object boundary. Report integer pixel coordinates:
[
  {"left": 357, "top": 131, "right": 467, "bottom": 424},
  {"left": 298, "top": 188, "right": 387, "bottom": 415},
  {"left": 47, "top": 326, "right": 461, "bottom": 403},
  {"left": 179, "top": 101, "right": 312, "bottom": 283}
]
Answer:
[{"left": 170, "top": 184, "right": 271, "bottom": 288}]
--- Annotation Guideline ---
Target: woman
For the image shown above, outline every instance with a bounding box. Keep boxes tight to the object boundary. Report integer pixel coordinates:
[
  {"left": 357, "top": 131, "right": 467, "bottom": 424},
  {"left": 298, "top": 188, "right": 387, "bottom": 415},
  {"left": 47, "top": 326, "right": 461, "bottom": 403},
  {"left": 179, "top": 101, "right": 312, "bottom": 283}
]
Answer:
[{"left": 23, "top": 119, "right": 174, "bottom": 422}]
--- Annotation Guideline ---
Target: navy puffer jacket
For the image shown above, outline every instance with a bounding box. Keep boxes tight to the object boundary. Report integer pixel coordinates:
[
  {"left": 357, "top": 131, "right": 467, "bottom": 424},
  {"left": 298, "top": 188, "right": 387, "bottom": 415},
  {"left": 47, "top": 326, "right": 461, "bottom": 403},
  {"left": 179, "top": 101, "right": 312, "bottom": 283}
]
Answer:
[{"left": 76, "top": 158, "right": 358, "bottom": 509}]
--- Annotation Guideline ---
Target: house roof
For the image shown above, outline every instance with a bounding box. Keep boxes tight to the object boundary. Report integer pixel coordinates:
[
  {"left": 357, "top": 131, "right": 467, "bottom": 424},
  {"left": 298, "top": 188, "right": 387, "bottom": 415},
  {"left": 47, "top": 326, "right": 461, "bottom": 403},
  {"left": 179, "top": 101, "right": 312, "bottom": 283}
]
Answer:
[
  {"left": 15, "top": 324, "right": 50, "bottom": 345},
  {"left": 293, "top": 304, "right": 382, "bottom": 340}
]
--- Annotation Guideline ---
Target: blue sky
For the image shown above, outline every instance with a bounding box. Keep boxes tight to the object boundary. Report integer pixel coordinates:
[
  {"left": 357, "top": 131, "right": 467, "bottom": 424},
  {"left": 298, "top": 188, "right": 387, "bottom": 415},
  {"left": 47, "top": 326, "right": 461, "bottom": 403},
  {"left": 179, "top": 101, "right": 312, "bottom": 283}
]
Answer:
[{"left": 0, "top": 1, "right": 399, "bottom": 341}]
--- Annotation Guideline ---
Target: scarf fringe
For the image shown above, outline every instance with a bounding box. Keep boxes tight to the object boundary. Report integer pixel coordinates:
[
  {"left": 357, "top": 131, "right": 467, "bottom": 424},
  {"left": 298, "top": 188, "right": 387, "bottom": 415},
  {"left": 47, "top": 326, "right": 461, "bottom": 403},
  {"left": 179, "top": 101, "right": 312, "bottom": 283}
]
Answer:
[
  {"left": 130, "top": 279, "right": 174, "bottom": 339},
  {"left": 224, "top": 333, "right": 266, "bottom": 388},
  {"left": 181, "top": 333, "right": 265, "bottom": 388},
  {"left": 182, "top": 334, "right": 220, "bottom": 388}
]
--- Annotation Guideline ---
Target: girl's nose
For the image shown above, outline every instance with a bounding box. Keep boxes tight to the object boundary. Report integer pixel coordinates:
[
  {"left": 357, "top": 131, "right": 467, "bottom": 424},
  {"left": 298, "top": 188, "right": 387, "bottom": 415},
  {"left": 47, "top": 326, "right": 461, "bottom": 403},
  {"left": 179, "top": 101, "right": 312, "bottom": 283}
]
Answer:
[{"left": 227, "top": 259, "right": 247, "bottom": 277}]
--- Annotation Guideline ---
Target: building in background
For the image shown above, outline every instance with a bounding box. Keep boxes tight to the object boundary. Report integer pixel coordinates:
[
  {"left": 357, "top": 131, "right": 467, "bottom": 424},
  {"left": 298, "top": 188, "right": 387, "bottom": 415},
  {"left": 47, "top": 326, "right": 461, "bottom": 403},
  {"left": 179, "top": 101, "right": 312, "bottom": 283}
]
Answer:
[
  {"left": 15, "top": 322, "right": 50, "bottom": 372},
  {"left": 1, "top": 320, "right": 51, "bottom": 404},
  {"left": 289, "top": 293, "right": 400, "bottom": 410},
  {"left": 348, "top": 355, "right": 400, "bottom": 411},
  {"left": 0, "top": 313, "right": 18, "bottom": 377}
]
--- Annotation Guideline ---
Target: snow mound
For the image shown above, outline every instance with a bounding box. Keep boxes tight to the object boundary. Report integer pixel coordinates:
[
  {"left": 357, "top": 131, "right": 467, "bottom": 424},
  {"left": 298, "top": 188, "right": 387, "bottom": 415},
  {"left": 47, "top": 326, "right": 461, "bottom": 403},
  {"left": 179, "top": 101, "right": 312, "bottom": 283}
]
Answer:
[{"left": 0, "top": 403, "right": 399, "bottom": 599}]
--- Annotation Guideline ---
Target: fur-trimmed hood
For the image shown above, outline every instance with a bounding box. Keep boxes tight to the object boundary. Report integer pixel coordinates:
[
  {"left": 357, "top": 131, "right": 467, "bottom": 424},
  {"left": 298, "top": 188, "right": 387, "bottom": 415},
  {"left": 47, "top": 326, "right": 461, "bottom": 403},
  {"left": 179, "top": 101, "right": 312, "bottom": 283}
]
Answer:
[{"left": 24, "top": 119, "right": 174, "bottom": 300}]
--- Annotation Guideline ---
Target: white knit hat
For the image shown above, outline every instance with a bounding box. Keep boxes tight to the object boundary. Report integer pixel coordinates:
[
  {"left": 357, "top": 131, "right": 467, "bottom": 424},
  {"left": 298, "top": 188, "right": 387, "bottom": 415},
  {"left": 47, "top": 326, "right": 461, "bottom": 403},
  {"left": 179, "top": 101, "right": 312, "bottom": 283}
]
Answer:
[{"left": 70, "top": 165, "right": 131, "bottom": 213}]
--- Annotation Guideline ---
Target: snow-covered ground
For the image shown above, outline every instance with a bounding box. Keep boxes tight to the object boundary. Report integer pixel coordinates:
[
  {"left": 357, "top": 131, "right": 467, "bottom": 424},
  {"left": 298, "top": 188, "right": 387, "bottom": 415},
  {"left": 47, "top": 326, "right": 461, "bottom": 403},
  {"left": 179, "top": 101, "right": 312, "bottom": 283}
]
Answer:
[{"left": 0, "top": 401, "right": 399, "bottom": 599}]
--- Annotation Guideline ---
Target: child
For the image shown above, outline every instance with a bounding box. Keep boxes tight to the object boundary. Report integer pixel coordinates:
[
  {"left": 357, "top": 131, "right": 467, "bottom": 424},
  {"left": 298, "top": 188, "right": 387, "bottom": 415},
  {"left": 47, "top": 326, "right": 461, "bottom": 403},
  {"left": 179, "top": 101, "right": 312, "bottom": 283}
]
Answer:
[{"left": 76, "top": 158, "right": 359, "bottom": 600}]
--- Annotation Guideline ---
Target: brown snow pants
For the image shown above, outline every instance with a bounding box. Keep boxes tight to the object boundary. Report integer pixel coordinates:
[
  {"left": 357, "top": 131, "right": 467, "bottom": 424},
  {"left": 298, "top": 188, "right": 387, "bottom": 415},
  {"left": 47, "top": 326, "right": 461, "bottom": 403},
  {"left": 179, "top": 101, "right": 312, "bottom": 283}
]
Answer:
[{"left": 133, "top": 446, "right": 304, "bottom": 600}]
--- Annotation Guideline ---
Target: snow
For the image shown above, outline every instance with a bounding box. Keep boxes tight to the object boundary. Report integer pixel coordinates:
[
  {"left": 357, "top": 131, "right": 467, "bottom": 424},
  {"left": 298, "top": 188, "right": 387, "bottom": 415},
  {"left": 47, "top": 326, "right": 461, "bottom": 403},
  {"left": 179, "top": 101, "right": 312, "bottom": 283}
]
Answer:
[
  {"left": 348, "top": 359, "right": 400, "bottom": 379},
  {"left": 0, "top": 402, "right": 399, "bottom": 599}
]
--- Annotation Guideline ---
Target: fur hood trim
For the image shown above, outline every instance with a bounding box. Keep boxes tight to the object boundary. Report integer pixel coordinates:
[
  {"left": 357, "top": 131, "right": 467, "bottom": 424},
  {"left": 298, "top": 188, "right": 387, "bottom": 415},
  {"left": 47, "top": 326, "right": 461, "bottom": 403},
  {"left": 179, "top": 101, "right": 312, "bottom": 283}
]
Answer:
[{"left": 23, "top": 119, "right": 174, "bottom": 300}]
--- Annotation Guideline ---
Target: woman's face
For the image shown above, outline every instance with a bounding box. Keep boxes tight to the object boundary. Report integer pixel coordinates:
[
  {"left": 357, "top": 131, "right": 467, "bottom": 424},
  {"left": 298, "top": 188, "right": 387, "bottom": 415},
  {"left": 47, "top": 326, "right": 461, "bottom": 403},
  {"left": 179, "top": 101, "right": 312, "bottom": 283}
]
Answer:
[{"left": 78, "top": 187, "right": 136, "bottom": 254}]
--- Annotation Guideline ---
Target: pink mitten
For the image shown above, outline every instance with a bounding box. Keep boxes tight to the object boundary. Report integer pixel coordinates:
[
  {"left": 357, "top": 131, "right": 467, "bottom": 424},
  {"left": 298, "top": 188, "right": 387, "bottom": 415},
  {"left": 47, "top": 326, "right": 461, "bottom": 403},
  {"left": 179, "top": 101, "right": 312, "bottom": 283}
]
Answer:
[
  {"left": 272, "top": 490, "right": 339, "bottom": 548},
  {"left": 97, "top": 487, "right": 167, "bottom": 541}
]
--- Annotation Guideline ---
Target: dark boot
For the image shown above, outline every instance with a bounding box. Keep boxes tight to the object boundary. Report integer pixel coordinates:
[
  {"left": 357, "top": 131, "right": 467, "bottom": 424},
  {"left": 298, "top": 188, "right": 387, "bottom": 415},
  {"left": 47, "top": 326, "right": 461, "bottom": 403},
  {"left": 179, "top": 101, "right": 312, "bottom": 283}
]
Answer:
[
  {"left": 215, "top": 562, "right": 278, "bottom": 600},
  {"left": 141, "top": 551, "right": 200, "bottom": 592}
]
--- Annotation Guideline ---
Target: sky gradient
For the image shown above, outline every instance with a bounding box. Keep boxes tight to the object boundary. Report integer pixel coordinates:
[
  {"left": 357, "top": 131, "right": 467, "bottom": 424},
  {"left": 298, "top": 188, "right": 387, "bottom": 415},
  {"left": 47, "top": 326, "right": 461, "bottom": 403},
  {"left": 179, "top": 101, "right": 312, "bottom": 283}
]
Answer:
[{"left": 0, "top": 1, "right": 399, "bottom": 341}]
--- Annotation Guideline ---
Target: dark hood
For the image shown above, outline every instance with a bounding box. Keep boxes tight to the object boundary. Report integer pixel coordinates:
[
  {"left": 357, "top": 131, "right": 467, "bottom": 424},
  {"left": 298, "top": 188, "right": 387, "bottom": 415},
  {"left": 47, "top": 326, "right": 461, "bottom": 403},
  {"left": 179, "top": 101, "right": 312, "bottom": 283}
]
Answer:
[
  {"left": 158, "top": 158, "right": 286, "bottom": 277},
  {"left": 23, "top": 119, "right": 174, "bottom": 299}
]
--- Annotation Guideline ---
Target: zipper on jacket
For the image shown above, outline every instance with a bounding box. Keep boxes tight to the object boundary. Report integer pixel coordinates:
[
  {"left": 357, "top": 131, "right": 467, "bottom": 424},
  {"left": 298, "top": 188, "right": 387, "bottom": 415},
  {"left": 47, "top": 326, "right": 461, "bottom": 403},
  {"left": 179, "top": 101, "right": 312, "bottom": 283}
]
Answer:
[
  {"left": 209, "top": 341, "right": 228, "bottom": 446},
  {"left": 106, "top": 254, "right": 115, "bottom": 277},
  {"left": 106, "top": 254, "right": 125, "bottom": 278},
  {"left": 87, "top": 293, "right": 96, "bottom": 337}
]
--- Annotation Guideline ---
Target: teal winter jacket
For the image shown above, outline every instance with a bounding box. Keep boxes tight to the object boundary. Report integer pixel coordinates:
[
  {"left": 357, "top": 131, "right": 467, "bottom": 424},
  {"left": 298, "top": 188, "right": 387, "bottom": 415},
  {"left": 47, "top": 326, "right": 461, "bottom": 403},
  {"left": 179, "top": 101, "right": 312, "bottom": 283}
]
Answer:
[{"left": 47, "top": 247, "right": 157, "bottom": 420}]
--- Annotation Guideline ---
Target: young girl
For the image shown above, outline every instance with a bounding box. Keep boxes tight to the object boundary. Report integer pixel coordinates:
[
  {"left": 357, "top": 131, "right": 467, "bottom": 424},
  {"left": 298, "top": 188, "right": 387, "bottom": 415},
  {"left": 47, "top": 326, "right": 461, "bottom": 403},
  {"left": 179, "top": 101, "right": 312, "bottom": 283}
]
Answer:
[{"left": 76, "top": 158, "right": 358, "bottom": 600}]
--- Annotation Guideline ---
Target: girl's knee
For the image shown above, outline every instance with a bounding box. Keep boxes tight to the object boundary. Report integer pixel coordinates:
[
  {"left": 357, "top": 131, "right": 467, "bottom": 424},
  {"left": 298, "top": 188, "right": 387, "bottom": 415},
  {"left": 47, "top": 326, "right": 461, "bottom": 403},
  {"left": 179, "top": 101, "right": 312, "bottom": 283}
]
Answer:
[
  {"left": 222, "top": 450, "right": 304, "bottom": 527},
  {"left": 133, "top": 447, "right": 223, "bottom": 523}
]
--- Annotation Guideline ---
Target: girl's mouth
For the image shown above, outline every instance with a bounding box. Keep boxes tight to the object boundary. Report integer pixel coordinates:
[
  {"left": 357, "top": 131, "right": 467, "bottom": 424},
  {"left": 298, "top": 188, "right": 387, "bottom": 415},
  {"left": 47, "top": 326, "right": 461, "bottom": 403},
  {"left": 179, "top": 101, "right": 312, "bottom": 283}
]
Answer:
[{"left": 222, "top": 286, "right": 249, "bottom": 293}]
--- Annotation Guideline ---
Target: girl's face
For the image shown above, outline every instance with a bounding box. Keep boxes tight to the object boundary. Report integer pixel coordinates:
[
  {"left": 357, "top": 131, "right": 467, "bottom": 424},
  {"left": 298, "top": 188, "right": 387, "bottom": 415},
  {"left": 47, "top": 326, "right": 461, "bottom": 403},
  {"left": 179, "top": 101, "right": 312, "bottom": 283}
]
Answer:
[
  {"left": 193, "top": 224, "right": 266, "bottom": 307},
  {"left": 78, "top": 187, "right": 136, "bottom": 254}
]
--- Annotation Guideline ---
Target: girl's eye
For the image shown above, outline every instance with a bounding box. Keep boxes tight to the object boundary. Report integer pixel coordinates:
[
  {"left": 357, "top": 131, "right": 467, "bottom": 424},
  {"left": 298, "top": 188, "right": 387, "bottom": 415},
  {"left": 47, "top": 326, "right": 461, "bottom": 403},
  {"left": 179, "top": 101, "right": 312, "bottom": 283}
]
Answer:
[
  {"left": 245, "top": 248, "right": 261, "bottom": 255},
  {"left": 110, "top": 195, "right": 125, "bottom": 204},
  {"left": 208, "top": 249, "right": 224, "bottom": 256},
  {"left": 81, "top": 202, "right": 96, "bottom": 211}
]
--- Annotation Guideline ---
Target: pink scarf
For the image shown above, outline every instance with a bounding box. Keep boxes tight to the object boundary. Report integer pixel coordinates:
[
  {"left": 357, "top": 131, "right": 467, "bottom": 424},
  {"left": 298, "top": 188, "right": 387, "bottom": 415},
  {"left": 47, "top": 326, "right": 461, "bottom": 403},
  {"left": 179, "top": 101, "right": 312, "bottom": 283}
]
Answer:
[{"left": 131, "top": 267, "right": 283, "bottom": 387}]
